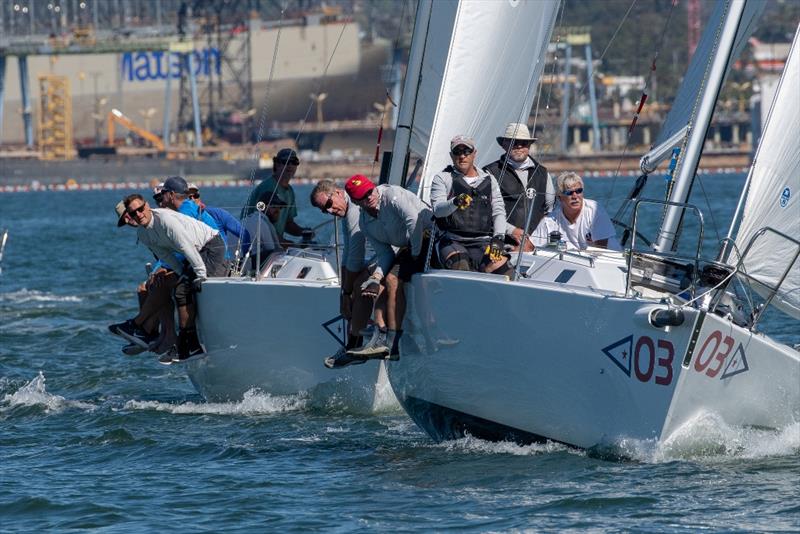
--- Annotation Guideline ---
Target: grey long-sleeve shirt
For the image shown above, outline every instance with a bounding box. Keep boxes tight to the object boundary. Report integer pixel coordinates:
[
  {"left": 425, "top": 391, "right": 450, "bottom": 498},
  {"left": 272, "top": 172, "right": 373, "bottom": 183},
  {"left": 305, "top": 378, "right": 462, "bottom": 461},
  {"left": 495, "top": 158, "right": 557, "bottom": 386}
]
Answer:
[
  {"left": 359, "top": 184, "right": 432, "bottom": 278},
  {"left": 430, "top": 167, "right": 507, "bottom": 237},
  {"left": 341, "top": 196, "right": 367, "bottom": 273},
  {"left": 136, "top": 208, "right": 219, "bottom": 280}
]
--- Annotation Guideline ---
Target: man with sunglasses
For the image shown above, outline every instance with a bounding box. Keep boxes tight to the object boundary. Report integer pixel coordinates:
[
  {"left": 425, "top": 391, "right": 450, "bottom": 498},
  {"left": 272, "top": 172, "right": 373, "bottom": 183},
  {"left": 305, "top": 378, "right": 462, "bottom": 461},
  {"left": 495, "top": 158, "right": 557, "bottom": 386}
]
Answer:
[
  {"left": 310, "top": 179, "right": 388, "bottom": 368},
  {"left": 241, "top": 148, "right": 313, "bottom": 243},
  {"left": 113, "top": 194, "right": 228, "bottom": 362},
  {"left": 531, "top": 172, "right": 621, "bottom": 251},
  {"left": 484, "top": 122, "right": 555, "bottom": 251},
  {"left": 431, "top": 135, "right": 512, "bottom": 276},
  {"left": 343, "top": 175, "right": 433, "bottom": 359}
]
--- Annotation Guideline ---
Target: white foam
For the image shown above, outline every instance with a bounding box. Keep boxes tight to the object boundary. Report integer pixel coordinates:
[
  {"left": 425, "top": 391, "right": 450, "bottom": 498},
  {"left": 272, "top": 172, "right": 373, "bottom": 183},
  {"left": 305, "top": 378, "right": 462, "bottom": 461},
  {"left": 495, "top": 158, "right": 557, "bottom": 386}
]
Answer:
[
  {"left": 436, "top": 434, "right": 574, "bottom": 456},
  {"left": 1, "top": 372, "right": 94, "bottom": 413},
  {"left": 0, "top": 289, "right": 83, "bottom": 304},
  {"left": 124, "top": 388, "right": 307, "bottom": 415},
  {"left": 616, "top": 411, "right": 800, "bottom": 463}
]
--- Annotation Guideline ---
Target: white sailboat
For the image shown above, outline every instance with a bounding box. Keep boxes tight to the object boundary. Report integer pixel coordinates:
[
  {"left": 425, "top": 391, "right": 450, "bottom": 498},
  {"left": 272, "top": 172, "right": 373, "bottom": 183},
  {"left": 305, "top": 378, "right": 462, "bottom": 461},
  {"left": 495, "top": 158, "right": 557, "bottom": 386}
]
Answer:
[
  {"left": 384, "top": 0, "right": 799, "bottom": 449},
  {"left": 189, "top": 248, "right": 397, "bottom": 409}
]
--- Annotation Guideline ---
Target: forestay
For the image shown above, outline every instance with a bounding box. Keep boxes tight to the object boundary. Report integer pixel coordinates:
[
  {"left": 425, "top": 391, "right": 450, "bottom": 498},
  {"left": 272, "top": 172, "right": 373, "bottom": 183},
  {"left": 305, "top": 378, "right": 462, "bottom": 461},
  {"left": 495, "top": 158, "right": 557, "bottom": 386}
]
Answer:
[
  {"left": 643, "top": 0, "right": 765, "bottom": 171},
  {"left": 390, "top": 0, "right": 560, "bottom": 201},
  {"left": 733, "top": 25, "right": 800, "bottom": 320}
]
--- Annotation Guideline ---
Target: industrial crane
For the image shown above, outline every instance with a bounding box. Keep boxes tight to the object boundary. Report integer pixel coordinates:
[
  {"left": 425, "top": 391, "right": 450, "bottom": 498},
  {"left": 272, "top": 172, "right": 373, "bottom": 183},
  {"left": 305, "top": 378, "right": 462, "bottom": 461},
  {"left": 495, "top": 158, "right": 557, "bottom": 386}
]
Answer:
[{"left": 107, "top": 108, "right": 165, "bottom": 151}]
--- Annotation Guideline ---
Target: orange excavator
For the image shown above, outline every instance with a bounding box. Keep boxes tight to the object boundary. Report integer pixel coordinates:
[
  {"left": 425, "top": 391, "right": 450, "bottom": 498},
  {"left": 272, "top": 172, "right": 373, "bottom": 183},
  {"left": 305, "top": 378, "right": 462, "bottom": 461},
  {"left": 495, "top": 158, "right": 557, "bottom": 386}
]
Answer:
[{"left": 107, "top": 108, "right": 165, "bottom": 150}]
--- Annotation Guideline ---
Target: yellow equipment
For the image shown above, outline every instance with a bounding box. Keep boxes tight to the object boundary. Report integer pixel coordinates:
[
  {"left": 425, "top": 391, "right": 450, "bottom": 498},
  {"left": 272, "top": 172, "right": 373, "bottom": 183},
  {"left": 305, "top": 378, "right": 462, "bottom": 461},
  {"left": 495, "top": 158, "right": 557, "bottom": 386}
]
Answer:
[
  {"left": 107, "top": 108, "right": 165, "bottom": 151},
  {"left": 38, "top": 75, "right": 74, "bottom": 160}
]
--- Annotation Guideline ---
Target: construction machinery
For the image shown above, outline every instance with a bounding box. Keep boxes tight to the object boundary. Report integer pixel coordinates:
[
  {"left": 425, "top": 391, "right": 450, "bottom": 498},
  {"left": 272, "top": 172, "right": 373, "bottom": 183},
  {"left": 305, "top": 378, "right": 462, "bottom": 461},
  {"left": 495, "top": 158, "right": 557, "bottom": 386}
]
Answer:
[{"left": 107, "top": 108, "right": 165, "bottom": 151}]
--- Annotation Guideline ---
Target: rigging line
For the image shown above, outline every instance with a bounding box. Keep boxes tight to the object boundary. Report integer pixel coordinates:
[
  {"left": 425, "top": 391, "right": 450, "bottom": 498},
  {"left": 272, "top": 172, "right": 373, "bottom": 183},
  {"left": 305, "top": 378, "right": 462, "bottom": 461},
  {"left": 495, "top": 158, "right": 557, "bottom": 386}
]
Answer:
[
  {"left": 693, "top": 172, "right": 723, "bottom": 246},
  {"left": 232, "top": 2, "right": 287, "bottom": 269},
  {"left": 370, "top": 0, "right": 411, "bottom": 181},
  {"left": 258, "top": 18, "right": 350, "bottom": 216},
  {"left": 493, "top": 1, "right": 566, "bottom": 225},
  {"left": 605, "top": 0, "right": 678, "bottom": 208}
]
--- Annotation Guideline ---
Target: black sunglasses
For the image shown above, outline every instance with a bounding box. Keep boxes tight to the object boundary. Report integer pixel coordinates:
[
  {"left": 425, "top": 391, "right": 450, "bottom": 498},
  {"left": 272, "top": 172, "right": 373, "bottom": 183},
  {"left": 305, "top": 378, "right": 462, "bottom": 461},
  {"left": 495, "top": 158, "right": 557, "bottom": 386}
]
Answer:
[
  {"left": 318, "top": 192, "right": 334, "bottom": 213},
  {"left": 561, "top": 187, "right": 584, "bottom": 196},
  {"left": 451, "top": 147, "right": 474, "bottom": 157},
  {"left": 127, "top": 204, "right": 147, "bottom": 216}
]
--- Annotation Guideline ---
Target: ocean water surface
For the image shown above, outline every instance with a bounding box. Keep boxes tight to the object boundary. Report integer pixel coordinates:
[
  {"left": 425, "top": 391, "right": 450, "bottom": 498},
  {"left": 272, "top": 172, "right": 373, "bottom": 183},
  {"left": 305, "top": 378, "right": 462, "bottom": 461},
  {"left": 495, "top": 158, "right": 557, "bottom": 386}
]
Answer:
[{"left": 1, "top": 175, "right": 798, "bottom": 532}]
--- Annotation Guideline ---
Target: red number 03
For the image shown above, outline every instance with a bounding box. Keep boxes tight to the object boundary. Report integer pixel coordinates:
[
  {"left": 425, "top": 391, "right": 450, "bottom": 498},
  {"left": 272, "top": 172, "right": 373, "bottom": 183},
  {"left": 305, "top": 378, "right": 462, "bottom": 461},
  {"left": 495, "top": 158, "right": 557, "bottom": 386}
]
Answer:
[
  {"left": 634, "top": 336, "right": 674, "bottom": 386},
  {"left": 695, "top": 330, "right": 735, "bottom": 378}
]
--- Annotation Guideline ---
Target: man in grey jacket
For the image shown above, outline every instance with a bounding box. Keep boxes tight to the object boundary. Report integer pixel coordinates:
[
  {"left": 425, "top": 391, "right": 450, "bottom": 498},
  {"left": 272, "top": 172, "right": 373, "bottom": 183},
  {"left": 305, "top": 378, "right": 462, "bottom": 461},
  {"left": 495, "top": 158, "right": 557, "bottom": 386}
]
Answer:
[
  {"left": 310, "top": 179, "right": 388, "bottom": 368},
  {"left": 111, "top": 193, "right": 228, "bottom": 363},
  {"left": 344, "top": 175, "right": 432, "bottom": 359}
]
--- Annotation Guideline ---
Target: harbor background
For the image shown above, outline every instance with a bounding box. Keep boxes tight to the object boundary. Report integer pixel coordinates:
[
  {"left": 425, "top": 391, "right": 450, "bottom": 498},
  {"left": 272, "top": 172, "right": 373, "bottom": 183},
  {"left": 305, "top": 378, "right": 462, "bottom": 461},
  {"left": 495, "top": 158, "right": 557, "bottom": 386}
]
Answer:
[{"left": 1, "top": 176, "right": 798, "bottom": 531}]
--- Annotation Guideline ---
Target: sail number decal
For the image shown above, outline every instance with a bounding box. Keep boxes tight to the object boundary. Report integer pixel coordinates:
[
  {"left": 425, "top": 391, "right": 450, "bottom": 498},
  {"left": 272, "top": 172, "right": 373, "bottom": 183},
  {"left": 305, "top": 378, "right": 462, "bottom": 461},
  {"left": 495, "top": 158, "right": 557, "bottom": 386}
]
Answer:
[
  {"left": 693, "top": 330, "right": 749, "bottom": 379},
  {"left": 602, "top": 335, "right": 675, "bottom": 386}
]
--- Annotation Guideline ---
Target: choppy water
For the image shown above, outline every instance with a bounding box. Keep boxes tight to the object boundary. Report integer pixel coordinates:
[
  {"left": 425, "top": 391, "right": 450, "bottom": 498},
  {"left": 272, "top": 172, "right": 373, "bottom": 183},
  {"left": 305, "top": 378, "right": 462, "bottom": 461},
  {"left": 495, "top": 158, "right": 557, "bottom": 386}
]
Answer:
[{"left": 1, "top": 175, "right": 798, "bottom": 532}]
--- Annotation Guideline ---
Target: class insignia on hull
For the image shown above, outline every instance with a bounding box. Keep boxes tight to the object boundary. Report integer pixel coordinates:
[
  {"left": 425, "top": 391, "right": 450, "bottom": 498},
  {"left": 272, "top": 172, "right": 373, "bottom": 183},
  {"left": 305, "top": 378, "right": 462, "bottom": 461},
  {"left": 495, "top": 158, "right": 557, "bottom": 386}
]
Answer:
[
  {"left": 602, "top": 335, "right": 633, "bottom": 376},
  {"left": 720, "top": 344, "right": 749, "bottom": 379}
]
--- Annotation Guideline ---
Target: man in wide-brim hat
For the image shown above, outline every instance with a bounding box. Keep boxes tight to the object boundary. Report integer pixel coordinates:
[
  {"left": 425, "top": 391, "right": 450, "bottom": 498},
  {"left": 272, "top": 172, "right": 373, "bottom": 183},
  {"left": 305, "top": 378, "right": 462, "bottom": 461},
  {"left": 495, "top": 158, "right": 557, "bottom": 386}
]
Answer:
[{"left": 483, "top": 122, "right": 556, "bottom": 251}]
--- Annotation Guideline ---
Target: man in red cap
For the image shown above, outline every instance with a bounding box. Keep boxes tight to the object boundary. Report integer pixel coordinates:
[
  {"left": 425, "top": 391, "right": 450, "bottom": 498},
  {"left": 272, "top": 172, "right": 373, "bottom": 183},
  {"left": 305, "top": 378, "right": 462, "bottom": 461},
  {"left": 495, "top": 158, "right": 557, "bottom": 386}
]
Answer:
[{"left": 343, "top": 175, "right": 432, "bottom": 359}]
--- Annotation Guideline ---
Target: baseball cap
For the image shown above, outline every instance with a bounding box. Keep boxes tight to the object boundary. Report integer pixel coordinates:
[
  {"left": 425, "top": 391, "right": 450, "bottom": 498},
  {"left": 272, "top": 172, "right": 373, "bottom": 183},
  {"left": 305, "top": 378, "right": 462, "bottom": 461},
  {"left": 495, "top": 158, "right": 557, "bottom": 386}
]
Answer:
[
  {"left": 187, "top": 182, "right": 199, "bottom": 193},
  {"left": 274, "top": 148, "right": 300, "bottom": 165},
  {"left": 344, "top": 174, "right": 375, "bottom": 201},
  {"left": 450, "top": 135, "right": 476, "bottom": 151},
  {"left": 161, "top": 176, "right": 188, "bottom": 194}
]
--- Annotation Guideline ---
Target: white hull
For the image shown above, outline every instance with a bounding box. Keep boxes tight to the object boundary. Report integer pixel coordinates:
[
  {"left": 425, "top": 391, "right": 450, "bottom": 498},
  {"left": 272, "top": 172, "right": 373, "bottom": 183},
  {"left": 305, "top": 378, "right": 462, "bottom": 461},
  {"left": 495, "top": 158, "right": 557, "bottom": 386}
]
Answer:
[
  {"left": 388, "top": 256, "right": 800, "bottom": 449},
  {"left": 189, "top": 263, "right": 397, "bottom": 411}
]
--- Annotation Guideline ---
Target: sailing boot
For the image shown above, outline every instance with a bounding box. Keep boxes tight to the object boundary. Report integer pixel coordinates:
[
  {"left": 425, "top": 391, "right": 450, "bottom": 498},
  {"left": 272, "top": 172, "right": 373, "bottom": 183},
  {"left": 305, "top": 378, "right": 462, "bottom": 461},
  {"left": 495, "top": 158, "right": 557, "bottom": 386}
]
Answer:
[
  {"left": 347, "top": 327, "right": 389, "bottom": 358},
  {"left": 323, "top": 335, "right": 367, "bottom": 369},
  {"left": 172, "top": 328, "right": 205, "bottom": 363},
  {"left": 385, "top": 329, "right": 402, "bottom": 361}
]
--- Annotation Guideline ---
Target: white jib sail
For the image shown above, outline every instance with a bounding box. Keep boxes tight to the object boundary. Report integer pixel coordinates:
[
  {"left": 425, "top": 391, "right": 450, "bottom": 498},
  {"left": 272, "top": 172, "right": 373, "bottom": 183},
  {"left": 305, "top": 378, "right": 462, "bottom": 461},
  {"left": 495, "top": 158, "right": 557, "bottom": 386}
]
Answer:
[
  {"left": 392, "top": 0, "right": 560, "bottom": 201},
  {"left": 733, "top": 24, "right": 800, "bottom": 320},
  {"left": 647, "top": 0, "right": 765, "bottom": 164}
]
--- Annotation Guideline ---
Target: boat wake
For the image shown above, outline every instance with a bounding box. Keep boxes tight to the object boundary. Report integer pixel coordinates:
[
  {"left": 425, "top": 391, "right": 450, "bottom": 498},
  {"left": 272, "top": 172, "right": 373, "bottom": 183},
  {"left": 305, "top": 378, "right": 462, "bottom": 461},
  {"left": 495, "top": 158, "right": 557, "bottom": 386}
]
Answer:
[
  {"left": 435, "top": 434, "right": 576, "bottom": 457},
  {"left": 597, "top": 411, "right": 800, "bottom": 463},
  {"left": 124, "top": 388, "right": 308, "bottom": 416},
  {"left": 0, "top": 372, "right": 94, "bottom": 413}
]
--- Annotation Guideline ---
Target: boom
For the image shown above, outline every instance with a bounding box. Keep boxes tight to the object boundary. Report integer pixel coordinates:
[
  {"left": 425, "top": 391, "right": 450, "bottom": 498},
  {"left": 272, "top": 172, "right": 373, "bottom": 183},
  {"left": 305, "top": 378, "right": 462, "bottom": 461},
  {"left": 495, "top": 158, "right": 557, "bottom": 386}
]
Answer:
[{"left": 107, "top": 108, "right": 165, "bottom": 151}]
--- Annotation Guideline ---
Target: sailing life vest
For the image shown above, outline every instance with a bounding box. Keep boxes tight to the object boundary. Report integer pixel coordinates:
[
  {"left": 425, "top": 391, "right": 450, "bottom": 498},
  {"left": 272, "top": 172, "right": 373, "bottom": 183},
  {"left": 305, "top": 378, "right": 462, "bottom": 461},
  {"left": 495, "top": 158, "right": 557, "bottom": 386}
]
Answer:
[
  {"left": 484, "top": 156, "right": 549, "bottom": 233},
  {"left": 438, "top": 169, "right": 494, "bottom": 238}
]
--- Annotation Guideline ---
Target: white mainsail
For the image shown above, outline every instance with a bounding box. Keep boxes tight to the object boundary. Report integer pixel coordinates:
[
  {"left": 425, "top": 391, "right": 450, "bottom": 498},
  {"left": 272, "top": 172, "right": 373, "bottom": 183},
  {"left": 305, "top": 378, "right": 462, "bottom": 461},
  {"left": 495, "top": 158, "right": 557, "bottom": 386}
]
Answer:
[
  {"left": 388, "top": 0, "right": 560, "bottom": 200},
  {"left": 733, "top": 25, "right": 800, "bottom": 320}
]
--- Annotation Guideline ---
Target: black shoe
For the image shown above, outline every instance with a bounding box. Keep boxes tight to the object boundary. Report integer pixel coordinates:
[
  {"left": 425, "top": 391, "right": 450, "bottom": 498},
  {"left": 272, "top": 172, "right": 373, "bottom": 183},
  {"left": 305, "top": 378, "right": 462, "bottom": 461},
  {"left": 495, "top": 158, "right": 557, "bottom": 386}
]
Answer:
[
  {"left": 109, "top": 319, "right": 157, "bottom": 349},
  {"left": 324, "top": 347, "right": 367, "bottom": 369},
  {"left": 122, "top": 343, "right": 146, "bottom": 356},
  {"left": 158, "top": 347, "right": 176, "bottom": 365}
]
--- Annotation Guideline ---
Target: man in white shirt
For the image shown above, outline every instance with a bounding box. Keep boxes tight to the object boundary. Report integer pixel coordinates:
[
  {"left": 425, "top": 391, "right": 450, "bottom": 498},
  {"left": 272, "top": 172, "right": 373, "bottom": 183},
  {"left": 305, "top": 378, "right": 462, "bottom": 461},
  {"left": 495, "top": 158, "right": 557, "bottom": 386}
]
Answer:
[
  {"left": 531, "top": 172, "right": 622, "bottom": 251},
  {"left": 113, "top": 193, "right": 228, "bottom": 363}
]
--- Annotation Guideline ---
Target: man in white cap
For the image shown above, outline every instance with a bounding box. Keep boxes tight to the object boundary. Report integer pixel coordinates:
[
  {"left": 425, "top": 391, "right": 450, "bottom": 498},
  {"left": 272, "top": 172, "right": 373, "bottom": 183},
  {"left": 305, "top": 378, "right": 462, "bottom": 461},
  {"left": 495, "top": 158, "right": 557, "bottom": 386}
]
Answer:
[{"left": 483, "top": 122, "right": 555, "bottom": 250}]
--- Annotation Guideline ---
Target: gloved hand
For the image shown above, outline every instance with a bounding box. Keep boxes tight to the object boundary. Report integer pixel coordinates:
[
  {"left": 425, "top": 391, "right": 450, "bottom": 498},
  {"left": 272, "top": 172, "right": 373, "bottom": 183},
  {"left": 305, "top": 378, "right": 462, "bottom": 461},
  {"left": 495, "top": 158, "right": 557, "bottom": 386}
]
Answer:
[
  {"left": 193, "top": 277, "right": 206, "bottom": 293},
  {"left": 453, "top": 193, "right": 473, "bottom": 210},
  {"left": 360, "top": 276, "right": 381, "bottom": 299},
  {"left": 486, "top": 235, "right": 506, "bottom": 262}
]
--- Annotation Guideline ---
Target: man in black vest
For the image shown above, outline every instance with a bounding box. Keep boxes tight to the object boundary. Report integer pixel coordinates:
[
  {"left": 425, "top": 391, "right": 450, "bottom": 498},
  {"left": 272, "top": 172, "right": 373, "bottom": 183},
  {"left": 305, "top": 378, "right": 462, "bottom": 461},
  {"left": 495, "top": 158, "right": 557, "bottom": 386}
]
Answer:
[
  {"left": 430, "top": 135, "right": 512, "bottom": 275},
  {"left": 483, "top": 122, "right": 555, "bottom": 252}
]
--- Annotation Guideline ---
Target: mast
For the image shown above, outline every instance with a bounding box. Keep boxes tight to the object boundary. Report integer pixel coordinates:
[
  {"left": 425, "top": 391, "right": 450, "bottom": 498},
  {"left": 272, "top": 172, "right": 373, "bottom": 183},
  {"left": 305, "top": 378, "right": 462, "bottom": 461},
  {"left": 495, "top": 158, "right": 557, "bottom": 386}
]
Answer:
[
  {"left": 387, "top": 0, "right": 434, "bottom": 186},
  {"left": 654, "top": 0, "right": 747, "bottom": 253}
]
